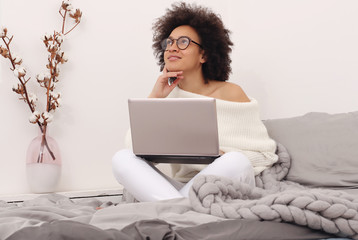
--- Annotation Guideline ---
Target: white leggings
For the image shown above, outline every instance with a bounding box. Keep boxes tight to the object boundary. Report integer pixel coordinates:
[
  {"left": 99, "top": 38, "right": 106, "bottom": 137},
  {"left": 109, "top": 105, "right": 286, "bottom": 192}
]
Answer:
[{"left": 112, "top": 149, "right": 255, "bottom": 202}]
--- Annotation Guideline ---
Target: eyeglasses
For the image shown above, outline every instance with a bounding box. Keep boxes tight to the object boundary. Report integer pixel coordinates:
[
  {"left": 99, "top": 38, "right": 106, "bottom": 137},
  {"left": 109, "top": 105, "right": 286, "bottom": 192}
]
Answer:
[{"left": 161, "top": 36, "right": 202, "bottom": 51}]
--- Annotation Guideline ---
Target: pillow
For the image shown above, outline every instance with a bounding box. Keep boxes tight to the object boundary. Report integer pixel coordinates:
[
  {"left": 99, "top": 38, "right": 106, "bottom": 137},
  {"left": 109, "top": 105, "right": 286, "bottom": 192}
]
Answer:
[{"left": 263, "top": 111, "right": 358, "bottom": 188}]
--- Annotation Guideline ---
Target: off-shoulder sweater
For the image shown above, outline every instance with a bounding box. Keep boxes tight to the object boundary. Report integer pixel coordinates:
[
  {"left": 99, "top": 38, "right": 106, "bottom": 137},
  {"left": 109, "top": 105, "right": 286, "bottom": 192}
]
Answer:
[
  {"left": 125, "top": 87, "right": 278, "bottom": 183},
  {"left": 167, "top": 87, "right": 278, "bottom": 182}
]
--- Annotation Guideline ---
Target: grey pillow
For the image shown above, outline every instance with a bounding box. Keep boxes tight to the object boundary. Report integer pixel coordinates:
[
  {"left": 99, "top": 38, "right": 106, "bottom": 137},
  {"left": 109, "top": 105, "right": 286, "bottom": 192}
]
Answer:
[{"left": 263, "top": 111, "right": 358, "bottom": 188}]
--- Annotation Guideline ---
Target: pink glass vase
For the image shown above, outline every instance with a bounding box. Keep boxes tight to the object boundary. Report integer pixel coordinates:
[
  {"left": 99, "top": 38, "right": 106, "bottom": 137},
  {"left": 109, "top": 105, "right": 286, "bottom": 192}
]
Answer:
[{"left": 26, "top": 128, "right": 62, "bottom": 193}]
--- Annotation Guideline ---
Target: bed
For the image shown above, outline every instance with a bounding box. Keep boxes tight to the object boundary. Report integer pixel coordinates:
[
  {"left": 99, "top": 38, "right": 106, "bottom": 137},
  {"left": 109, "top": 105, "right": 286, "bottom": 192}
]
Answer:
[{"left": 1, "top": 111, "right": 357, "bottom": 240}]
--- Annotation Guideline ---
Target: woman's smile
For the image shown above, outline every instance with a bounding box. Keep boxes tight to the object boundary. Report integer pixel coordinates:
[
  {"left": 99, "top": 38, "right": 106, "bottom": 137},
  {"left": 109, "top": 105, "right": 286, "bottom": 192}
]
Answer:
[{"left": 167, "top": 55, "right": 182, "bottom": 61}]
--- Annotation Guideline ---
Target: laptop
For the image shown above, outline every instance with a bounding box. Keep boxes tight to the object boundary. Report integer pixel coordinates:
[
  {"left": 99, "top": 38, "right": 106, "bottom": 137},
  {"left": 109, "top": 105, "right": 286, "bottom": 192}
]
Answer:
[{"left": 128, "top": 98, "right": 220, "bottom": 164}]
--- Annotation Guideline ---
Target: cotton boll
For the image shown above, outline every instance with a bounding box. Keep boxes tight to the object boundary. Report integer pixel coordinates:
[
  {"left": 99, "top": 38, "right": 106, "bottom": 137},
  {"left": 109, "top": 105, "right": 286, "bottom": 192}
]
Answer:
[
  {"left": 41, "top": 33, "right": 52, "bottom": 41},
  {"left": 56, "top": 34, "right": 65, "bottom": 44},
  {"left": 28, "top": 93, "right": 38, "bottom": 103},
  {"left": 0, "top": 27, "right": 7, "bottom": 38},
  {"left": 37, "top": 73, "right": 45, "bottom": 81},
  {"left": 66, "top": 4, "right": 73, "bottom": 11},
  {"left": 62, "top": 53, "right": 68, "bottom": 62},
  {"left": 13, "top": 55, "right": 22, "bottom": 64},
  {"left": 42, "top": 111, "right": 54, "bottom": 123},
  {"left": 29, "top": 111, "right": 40, "bottom": 124},
  {"left": 69, "top": 9, "right": 82, "bottom": 23},
  {"left": 13, "top": 67, "right": 26, "bottom": 77},
  {"left": 50, "top": 92, "right": 61, "bottom": 99},
  {"left": 61, "top": 0, "right": 72, "bottom": 11},
  {"left": 18, "top": 66, "right": 26, "bottom": 75},
  {"left": 44, "top": 72, "right": 51, "bottom": 80},
  {"left": 29, "top": 114, "right": 38, "bottom": 124},
  {"left": 12, "top": 83, "right": 21, "bottom": 92},
  {"left": 48, "top": 43, "right": 56, "bottom": 51},
  {"left": 63, "top": 0, "right": 71, "bottom": 5},
  {"left": 56, "top": 98, "right": 62, "bottom": 107},
  {"left": 70, "top": 8, "right": 76, "bottom": 15},
  {"left": 13, "top": 69, "right": 19, "bottom": 77},
  {"left": 13, "top": 66, "right": 26, "bottom": 77}
]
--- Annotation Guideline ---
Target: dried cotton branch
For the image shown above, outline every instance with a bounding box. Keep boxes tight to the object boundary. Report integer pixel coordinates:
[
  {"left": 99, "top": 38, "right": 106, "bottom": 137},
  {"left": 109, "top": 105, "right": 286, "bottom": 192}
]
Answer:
[{"left": 0, "top": 1, "right": 82, "bottom": 162}]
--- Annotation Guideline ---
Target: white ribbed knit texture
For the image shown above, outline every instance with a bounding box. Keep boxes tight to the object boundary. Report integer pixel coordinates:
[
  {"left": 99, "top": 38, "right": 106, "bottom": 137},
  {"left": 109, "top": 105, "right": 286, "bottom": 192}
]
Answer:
[{"left": 167, "top": 87, "right": 278, "bottom": 181}]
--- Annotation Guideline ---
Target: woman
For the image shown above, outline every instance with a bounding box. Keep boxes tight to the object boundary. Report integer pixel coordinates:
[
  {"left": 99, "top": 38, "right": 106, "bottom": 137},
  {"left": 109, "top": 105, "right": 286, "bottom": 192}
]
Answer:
[{"left": 112, "top": 2, "right": 278, "bottom": 202}]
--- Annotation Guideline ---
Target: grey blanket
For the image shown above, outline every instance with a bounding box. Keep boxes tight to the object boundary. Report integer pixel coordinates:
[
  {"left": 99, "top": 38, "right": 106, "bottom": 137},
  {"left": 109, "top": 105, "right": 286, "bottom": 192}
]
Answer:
[
  {"left": 1, "top": 192, "right": 335, "bottom": 240},
  {"left": 0, "top": 195, "right": 220, "bottom": 239},
  {"left": 6, "top": 218, "right": 335, "bottom": 240},
  {"left": 189, "top": 143, "right": 358, "bottom": 239}
]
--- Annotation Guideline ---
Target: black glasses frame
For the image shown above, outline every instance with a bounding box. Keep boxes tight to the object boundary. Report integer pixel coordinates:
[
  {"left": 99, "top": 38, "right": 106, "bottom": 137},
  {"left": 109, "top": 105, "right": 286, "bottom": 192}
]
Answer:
[{"left": 161, "top": 36, "right": 203, "bottom": 51}]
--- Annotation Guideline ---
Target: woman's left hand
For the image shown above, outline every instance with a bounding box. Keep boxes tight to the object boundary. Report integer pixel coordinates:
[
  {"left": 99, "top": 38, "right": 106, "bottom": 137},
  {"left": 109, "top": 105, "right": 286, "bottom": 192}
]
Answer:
[{"left": 148, "top": 67, "right": 183, "bottom": 98}]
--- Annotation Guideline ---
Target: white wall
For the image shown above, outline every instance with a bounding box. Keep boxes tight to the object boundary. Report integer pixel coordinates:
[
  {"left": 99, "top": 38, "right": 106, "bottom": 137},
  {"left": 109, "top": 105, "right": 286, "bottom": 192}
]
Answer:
[{"left": 0, "top": 0, "right": 357, "bottom": 195}]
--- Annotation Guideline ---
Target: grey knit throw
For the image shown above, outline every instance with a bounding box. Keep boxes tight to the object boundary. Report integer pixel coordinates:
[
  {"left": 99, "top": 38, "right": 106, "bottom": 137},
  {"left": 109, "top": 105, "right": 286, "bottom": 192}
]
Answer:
[{"left": 189, "top": 143, "right": 358, "bottom": 239}]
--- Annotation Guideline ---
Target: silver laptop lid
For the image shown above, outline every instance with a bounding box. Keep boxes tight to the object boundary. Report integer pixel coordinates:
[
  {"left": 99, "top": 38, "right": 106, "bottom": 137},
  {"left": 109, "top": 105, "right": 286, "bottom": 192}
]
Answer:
[{"left": 128, "top": 98, "right": 219, "bottom": 159}]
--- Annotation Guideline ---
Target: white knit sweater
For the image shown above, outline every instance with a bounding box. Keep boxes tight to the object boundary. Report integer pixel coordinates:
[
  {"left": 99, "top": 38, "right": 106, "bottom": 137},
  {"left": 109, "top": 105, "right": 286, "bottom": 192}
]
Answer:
[
  {"left": 125, "top": 87, "right": 278, "bottom": 182},
  {"left": 166, "top": 87, "right": 278, "bottom": 182}
]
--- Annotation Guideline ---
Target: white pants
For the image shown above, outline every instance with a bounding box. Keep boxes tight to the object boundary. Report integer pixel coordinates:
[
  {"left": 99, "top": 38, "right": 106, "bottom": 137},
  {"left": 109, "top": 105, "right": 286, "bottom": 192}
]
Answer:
[{"left": 112, "top": 149, "right": 255, "bottom": 202}]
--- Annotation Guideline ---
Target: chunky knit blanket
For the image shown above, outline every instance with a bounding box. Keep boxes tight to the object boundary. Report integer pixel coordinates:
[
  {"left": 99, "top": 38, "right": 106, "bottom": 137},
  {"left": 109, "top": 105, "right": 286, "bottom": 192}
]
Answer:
[{"left": 189, "top": 143, "right": 358, "bottom": 239}]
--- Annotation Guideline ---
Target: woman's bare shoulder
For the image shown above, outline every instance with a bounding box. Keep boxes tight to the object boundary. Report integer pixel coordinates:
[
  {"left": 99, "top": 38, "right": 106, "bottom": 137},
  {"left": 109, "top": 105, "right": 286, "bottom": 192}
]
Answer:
[{"left": 213, "top": 82, "right": 250, "bottom": 102}]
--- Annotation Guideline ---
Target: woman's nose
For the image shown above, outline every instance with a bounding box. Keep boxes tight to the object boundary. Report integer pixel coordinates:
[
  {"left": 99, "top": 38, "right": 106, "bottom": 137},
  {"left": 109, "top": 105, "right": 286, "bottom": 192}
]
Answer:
[{"left": 167, "top": 41, "right": 179, "bottom": 52}]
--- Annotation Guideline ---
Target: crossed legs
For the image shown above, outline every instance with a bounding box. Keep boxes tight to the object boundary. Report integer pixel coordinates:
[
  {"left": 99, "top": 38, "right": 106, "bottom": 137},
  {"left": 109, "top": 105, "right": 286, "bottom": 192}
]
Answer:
[{"left": 112, "top": 149, "right": 255, "bottom": 202}]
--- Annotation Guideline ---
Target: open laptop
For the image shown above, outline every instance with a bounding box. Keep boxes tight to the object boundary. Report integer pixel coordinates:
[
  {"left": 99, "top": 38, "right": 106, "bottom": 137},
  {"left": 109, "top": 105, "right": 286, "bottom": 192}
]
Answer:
[{"left": 128, "top": 98, "right": 220, "bottom": 164}]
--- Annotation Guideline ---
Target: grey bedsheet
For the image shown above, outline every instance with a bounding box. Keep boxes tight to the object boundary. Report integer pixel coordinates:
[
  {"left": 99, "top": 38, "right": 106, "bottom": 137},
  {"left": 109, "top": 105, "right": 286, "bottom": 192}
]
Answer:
[
  {"left": 0, "top": 194, "right": 225, "bottom": 239},
  {"left": 0, "top": 193, "right": 337, "bottom": 240},
  {"left": 7, "top": 218, "right": 336, "bottom": 240}
]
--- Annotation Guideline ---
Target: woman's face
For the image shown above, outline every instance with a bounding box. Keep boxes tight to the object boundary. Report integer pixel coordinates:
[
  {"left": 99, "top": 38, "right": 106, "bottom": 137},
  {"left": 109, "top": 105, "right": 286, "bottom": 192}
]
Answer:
[{"left": 164, "top": 25, "right": 205, "bottom": 73}]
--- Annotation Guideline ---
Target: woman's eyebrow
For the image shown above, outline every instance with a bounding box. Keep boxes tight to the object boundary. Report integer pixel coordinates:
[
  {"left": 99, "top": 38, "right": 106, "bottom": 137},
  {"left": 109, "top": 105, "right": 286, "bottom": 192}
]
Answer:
[{"left": 168, "top": 35, "right": 189, "bottom": 39}]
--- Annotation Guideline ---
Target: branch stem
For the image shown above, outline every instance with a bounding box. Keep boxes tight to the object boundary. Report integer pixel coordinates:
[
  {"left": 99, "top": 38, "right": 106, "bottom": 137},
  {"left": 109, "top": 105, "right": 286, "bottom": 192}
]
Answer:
[{"left": 64, "top": 22, "right": 80, "bottom": 35}]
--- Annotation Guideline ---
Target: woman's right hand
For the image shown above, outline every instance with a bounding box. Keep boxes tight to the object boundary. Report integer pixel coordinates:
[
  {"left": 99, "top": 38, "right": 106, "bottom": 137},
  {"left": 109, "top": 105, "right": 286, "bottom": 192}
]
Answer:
[{"left": 148, "top": 68, "right": 183, "bottom": 98}]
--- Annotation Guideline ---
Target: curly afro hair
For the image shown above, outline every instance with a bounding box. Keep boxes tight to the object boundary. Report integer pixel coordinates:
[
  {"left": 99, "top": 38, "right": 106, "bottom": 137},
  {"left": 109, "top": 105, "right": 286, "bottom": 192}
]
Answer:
[{"left": 152, "top": 2, "right": 233, "bottom": 82}]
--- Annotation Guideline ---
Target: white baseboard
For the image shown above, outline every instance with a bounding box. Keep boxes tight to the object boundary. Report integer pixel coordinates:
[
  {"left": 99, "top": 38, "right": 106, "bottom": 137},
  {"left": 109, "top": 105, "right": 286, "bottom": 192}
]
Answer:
[{"left": 0, "top": 188, "right": 123, "bottom": 203}]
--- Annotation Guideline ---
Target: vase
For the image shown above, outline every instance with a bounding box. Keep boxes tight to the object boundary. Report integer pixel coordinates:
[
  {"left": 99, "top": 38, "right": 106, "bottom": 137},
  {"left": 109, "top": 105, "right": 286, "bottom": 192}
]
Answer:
[{"left": 26, "top": 127, "right": 62, "bottom": 193}]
